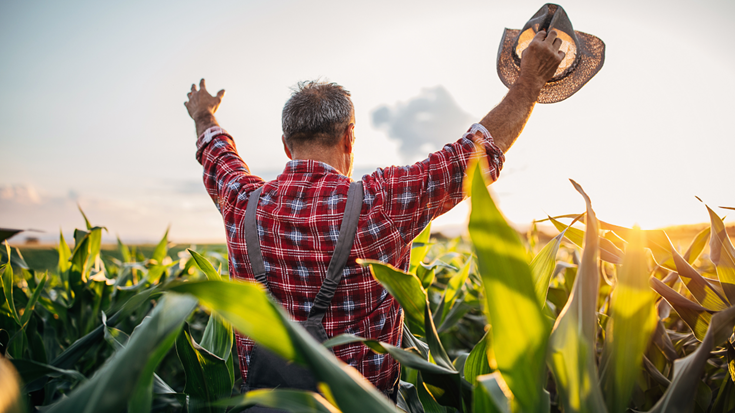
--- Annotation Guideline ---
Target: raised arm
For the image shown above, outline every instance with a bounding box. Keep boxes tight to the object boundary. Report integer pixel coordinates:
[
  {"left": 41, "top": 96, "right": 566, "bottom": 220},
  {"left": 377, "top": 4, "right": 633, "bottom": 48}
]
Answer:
[
  {"left": 185, "top": 79, "right": 265, "bottom": 219},
  {"left": 371, "top": 30, "right": 564, "bottom": 241},
  {"left": 480, "top": 29, "right": 565, "bottom": 153}
]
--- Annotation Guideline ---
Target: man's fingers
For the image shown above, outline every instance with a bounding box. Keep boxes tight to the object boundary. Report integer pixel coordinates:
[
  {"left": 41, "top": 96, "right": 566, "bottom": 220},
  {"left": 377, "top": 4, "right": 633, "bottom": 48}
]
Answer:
[
  {"left": 545, "top": 29, "right": 559, "bottom": 44},
  {"left": 200, "top": 78, "right": 207, "bottom": 91},
  {"left": 191, "top": 84, "right": 197, "bottom": 93},
  {"left": 533, "top": 30, "right": 547, "bottom": 42},
  {"left": 217, "top": 89, "right": 225, "bottom": 99},
  {"left": 558, "top": 50, "right": 566, "bottom": 60},
  {"left": 552, "top": 37, "right": 563, "bottom": 51}
]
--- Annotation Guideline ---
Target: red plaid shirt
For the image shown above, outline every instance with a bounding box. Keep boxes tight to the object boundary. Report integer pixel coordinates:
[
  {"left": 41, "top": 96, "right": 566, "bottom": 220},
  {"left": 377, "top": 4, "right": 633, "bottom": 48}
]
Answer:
[{"left": 196, "top": 123, "right": 504, "bottom": 392}]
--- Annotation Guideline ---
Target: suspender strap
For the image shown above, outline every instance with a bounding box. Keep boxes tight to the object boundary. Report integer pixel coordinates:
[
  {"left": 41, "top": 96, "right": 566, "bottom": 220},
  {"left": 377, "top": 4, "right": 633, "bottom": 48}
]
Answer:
[
  {"left": 306, "top": 181, "right": 363, "bottom": 325},
  {"left": 244, "top": 186, "right": 267, "bottom": 287},
  {"left": 243, "top": 181, "right": 364, "bottom": 326}
]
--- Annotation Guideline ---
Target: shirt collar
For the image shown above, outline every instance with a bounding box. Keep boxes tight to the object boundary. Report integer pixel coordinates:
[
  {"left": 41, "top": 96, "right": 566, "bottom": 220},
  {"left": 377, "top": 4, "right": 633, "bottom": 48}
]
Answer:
[{"left": 281, "top": 159, "right": 346, "bottom": 178}]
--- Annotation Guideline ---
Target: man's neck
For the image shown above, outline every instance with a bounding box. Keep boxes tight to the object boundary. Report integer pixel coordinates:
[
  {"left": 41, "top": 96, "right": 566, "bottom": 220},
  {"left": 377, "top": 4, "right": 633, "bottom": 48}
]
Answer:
[{"left": 290, "top": 148, "right": 350, "bottom": 176}]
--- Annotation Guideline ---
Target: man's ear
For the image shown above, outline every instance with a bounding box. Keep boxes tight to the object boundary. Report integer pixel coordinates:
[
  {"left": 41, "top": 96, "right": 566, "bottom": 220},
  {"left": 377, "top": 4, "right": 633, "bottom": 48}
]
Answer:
[
  {"left": 282, "top": 135, "right": 293, "bottom": 160},
  {"left": 341, "top": 123, "right": 355, "bottom": 154}
]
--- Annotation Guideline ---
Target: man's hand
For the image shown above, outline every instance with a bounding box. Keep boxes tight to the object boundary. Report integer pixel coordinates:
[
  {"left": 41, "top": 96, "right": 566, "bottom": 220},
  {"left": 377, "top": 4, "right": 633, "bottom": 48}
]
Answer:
[
  {"left": 185, "top": 78, "right": 225, "bottom": 137},
  {"left": 518, "top": 30, "right": 566, "bottom": 90}
]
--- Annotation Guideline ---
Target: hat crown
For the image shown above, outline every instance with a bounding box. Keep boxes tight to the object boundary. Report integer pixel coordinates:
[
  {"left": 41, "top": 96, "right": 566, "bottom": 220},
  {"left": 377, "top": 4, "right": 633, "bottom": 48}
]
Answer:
[{"left": 513, "top": 4, "right": 579, "bottom": 81}]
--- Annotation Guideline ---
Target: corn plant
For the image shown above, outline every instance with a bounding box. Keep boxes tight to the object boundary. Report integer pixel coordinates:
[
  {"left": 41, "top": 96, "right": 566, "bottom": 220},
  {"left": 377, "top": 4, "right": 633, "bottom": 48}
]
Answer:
[{"left": 2, "top": 160, "right": 735, "bottom": 412}]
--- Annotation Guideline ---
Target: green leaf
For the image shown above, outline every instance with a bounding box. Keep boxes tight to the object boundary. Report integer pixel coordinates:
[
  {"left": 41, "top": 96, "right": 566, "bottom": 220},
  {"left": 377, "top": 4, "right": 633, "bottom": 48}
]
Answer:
[
  {"left": 323, "top": 334, "right": 456, "bottom": 376},
  {"left": 166, "top": 279, "right": 295, "bottom": 361},
  {"left": 530, "top": 232, "right": 565, "bottom": 306},
  {"left": 416, "top": 372, "right": 447, "bottom": 413},
  {"left": 473, "top": 372, "right": 512, "bottom": 413},
  {"left": 442, "top": 260, "right": 472, "bottom": 317},
  {"left": 214, "top": 389, "right": 340, "bottom": 412},
  {"left": 58, "top": 231, "right": 72, "bottom": 274},
  {"left": 175, "top": 323, "right": 231, "bottom": 412},
  {"left": 547, "top": 180, "right": 607, "bottom": 413},
  {"left": 10, "top": 358, "right": 86, "bottom": 385},
  {"left": 361, "top": 259, "right": 427, "bottom": 335},
  {"left": 467, "top": 161, "right": 549, "bottom": 413},
  {"left": 78, "top": 205, "right": 92, "bottom": 230},
  {"left": 668, "top": 237, "right": 730, "bottom": 310},
  {"left": 0, "top": 228, "right": 23, "bottom": 244},
  {"left": 51, "top": 284, "right": 161, "bottom": 369},
  {"left": 647, "top": 305, "right": 735, "bottom": 412},
  {"left": 151, "top": 227, "right": 169, "bottom": 264},
  {"left": 549, "top": 216, "right": 623, "bottom": 264},
  {"left": 188, "top": 249, "right": 222, "bottom": 281},
  {"left": 649, "top": 277, "right": 712, "bottom": 341},
  {"left": 705, "top": 204, "right": 735, "bottom": 304},
  {"left": 19, "top": 272, "right": 47, "bottom": 327},
  {"left": 410, "top": 222, "right": 433, "bottom": 274},
  {"left": 45, "top": 293, "right": 197, "bottom": 413},
  {"left": 599, "top": 228, "right": 657, "bottom": 413},
  {"left": 2, "top": 244, "right": 21, "bottom": 326},
  {"left": 682, "top": 226, "right": 710, "bottom": 264},
  {"left": 117, "top": 237, "right": 132, "bottom": 263},
  {"left": 464, "top": 331, "right": 493, "bottom": 386},
  {"left": 397, "top": 381, "right": 426, "bottom": 413},
  {"left": 424, "top": 302, "right": 454, "bottom": 371}
]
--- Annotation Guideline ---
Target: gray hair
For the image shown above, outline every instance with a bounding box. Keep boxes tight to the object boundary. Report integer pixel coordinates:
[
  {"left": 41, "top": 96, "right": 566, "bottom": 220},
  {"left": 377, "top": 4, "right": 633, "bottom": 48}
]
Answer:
[{"left": 282, "top": 80, "right": 354, "bottom": 149}]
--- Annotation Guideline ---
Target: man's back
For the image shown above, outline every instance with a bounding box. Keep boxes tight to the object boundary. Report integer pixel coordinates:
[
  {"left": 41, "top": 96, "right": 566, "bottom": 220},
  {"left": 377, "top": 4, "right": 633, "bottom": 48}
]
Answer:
[{"left": 195, "top": 123, "right": 504, "bottom": 393}]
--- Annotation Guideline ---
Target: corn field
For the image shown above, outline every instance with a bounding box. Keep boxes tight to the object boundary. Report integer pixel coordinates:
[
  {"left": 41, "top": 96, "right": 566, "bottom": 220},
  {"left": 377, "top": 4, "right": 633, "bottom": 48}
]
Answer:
[{"left": 1, "top": 161, "right": 734, "bottom": 413}]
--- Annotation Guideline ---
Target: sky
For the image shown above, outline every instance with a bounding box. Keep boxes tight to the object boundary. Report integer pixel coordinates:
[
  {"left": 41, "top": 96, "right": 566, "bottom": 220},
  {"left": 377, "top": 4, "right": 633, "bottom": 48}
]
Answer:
[{"left": 1, "top": 0, "right": 734, "bottom": 244}]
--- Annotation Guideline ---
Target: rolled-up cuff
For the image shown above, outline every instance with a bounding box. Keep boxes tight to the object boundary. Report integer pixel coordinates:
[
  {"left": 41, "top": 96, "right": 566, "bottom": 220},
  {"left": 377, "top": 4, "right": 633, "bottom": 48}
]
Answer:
[{"left": 195, "top": 126, "right": 232, "bottom": 163}]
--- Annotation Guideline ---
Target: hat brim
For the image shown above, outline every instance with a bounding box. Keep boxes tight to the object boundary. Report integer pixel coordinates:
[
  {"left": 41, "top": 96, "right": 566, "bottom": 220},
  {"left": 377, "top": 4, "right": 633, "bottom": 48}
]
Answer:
[{"left": 497, "top": 29, "right": 605, "bottom": 103}]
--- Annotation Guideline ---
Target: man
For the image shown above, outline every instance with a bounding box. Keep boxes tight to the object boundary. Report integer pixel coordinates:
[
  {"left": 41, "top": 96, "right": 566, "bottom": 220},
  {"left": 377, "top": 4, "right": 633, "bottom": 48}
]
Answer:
[{"left": 185, "top": 29, "right": 564, "bottom": 400}]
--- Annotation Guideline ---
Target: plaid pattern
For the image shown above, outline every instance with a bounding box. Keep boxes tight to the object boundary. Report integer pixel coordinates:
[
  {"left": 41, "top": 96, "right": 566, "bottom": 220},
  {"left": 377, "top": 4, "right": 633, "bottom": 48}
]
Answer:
[{"left": 196, "top": 123, "right": 504, "bottom": 392}]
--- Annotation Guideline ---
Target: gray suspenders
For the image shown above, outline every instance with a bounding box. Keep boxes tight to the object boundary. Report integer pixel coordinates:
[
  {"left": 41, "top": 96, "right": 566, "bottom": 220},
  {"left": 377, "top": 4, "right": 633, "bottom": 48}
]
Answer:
[{"left": 243, "top": 180, "right": 364, "bottom": 340}]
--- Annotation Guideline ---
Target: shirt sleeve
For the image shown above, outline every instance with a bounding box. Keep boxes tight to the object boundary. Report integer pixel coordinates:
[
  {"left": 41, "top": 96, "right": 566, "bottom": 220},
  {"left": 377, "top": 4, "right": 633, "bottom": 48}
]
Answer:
[
  {"left": 196, "top": 126, "right": 266, "bottom": 219},
  {"left": 364, "top": 123, "right": 504, "bottom": 243}
]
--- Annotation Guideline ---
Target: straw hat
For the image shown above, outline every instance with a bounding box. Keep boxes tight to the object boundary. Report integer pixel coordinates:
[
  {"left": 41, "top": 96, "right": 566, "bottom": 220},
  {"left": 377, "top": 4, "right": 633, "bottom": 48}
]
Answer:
[{"left": 497, "top": 4, "right": 605, "bottom": 103}]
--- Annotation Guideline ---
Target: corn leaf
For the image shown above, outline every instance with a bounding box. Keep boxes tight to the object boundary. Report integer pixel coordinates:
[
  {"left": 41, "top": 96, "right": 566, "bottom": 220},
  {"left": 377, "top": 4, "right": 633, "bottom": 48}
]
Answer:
[
  {"left": 323, "top": 334, "right": 456, "bottom": 376},
  {"left": 424, "top": 302, "right": 454, "bottom": 371},
  {"left": 19, "top": 272, "right": 46, "bottom": 328},
  {"left": 649, "top": 277, "right": 712, "bottom": 341},
  {"left": 175, "top": 323, "right": 231, "bottom": 412},
  {"left": 682, "top": 226, "right": 710, "bottom": 264},
  {"left": 599, "top": 228, "right": 657, "bottom": 413},
  {"left": 547, "top": 180, "right": 607, "bottom": 413},
  {"left": 44, "top": 293, "right": 197, "bottom": 413},
  {"left": 362, "top": 259, "right": 427, "bottom": 335},
  {"left": 2, "top": 244, "right": 21, "bottom": 325},
  {"left": 705, "top": 205, "right": 735, "bottom": 304},
  {"left": 214, "top": 388, "right": 340, "bottom": 412},
  {"left": 189, "top": 249, "right": 222, "bottom": 281},
  {"left": 467, "top": 161, "right": 549, "bottom": 413},
  {"left": 530, "top": 232, "right": 565, "bottom": 306},
  {"left": 58, "top": 231, "right": 72, "bottom": 274},
  {"left": 150, "top": 227, "right": 169, "bottom": 264},
  {"left": 549, "top": 217, "right": 623, "bottom": 264},
  {"left": 442, "top": 260, "right": 472, "bottom": 316},
  {"left": 669, "top": 238, "right": 730, "bottom": 310},
  {"left": 167, "top": 279, "right": 294, "bottom": 362},
  {"left": 10, "top": 358, "right": 86, "bottom": 384},
  {"left": 647, "top": 305, "right": 735, "bottom": 412},
  {"left": 410, "top": 223, "right": 433, "bottom": 274},
  {"left": 463, "top": 331, "right": 493, "bottom": 386},
  {"left": 473, "top": 372, "right": 512, "bottom": 413},
  {"left": 397, "top": 381, "right": 426, "bottom": 413}
]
